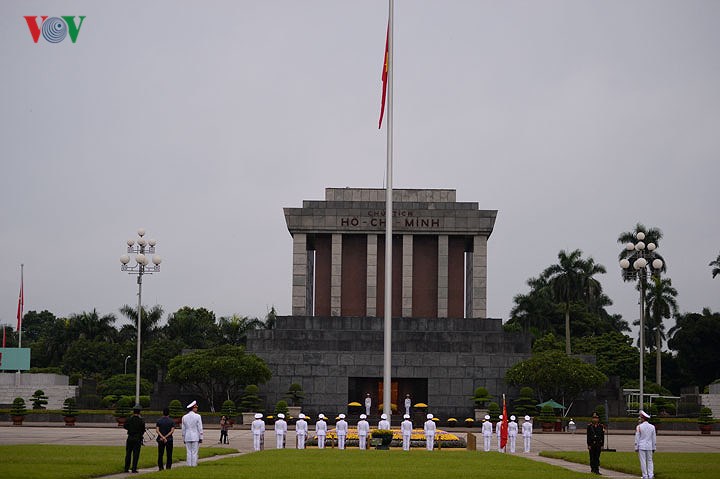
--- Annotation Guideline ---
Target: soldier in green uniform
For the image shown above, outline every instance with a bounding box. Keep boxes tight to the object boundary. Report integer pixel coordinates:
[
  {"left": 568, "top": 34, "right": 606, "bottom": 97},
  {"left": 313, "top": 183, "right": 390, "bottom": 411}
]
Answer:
[
  {"left": 124, "top": 405, "right": 146, "bottom": 473},
  {"left": 586, "top": 412, "right": 605, "bottom": 475}
]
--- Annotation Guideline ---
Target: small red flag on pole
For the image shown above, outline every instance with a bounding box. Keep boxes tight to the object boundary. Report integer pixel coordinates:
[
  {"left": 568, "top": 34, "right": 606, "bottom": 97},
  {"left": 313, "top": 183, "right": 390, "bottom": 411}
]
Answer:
[
  {"left": 16, "top": 265, "right": 24, "bottom": 332},
  {"left": 500, "top": 394, "right": 509, "bottom": 449},
  {"left": 378, "top": 24, "right": 389, "bottom": 129}
]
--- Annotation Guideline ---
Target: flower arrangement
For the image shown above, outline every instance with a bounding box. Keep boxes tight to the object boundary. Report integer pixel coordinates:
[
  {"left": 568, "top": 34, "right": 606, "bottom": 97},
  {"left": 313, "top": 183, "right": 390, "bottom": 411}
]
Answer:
[{"left": 447, "top": 418, "right": 458, "bottom": 426}]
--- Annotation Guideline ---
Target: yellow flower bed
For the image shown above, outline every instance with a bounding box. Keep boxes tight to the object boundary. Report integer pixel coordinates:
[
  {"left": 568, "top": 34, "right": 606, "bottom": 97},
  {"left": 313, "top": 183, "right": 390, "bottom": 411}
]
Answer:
[{"left": 326, "top": 428, "right": 459, "bottom": 441}]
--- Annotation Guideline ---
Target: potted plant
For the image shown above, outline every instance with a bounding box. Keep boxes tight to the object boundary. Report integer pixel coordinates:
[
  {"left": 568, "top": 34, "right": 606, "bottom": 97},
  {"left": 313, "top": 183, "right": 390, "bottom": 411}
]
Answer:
[
  {"left": 371, "top": 429, "right": 394, "bottom": 450},
  {"left": 539, "top": 405, "right": 555, "bottom": 432},
  {"left": 464, "top": 418, "right": 475, "bottom": 428},
  {"left": 114, "top": 396, "right": 132, "bottom": 426},
  {"left": 169, "top": 399, "right": 184, "bottom": 427},
  {"left": 472, "top": 387, "right": 491, "bottom": 421},
  {"left": 275, "top": 400, "right": 289, "bottom": 418},
  {"left": 221, "top": 399, "right": 237, "bottom": 425},
  {"left": 10, "top": 397, "right": 27, "bottom": 426},
  {"left": 240, "top": 384, "right": 263, "bottom": 425},
  {"left": 698, "top": 407, "right": 715, "bottom": 434},
  {"left": 285, "top": 383, "right": 304, "bottom": 418},
  {"left": 62, "top": 398, "right": 78, "bottom": 426},
  {"left": 30, "top": 390, "right": 49, "bottom": 410},
  {"left": 447, "top": 417, "right": 458, "bottom": 427}
]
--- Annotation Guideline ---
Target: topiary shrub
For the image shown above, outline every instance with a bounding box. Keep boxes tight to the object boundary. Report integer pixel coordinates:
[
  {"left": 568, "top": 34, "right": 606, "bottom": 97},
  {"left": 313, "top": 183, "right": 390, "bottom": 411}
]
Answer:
[
  {"left": 472, "top": 387, "right": 491, "bottom": 408},
  {"left": 285, "top": 383, "right": 305, "bottom": 406},
  {"left": 139, "top": 396, "right": 151, "bottom": 408},
  {"left": 62, "top": 398, "right": 78, "bottom": 417},
  {"left": 698, "top": 407, "right": 715, "bottom": 426},
  {"left": 512, "top": 387, "right": 536, "bottom": 417},
  {"left": 30, "top": 390, "right": 49, "bottom": 410},
  {"left": 240, "top": 384, "right": 262, "bottom": 412},
  {"left": 169, "top": 399, "right": 184, "bottom": 423},
  {"left": 114, "top": 396, "right": 132, "bottom": 418},
  {"left": 487, "top": 401, "right": 500, "bottom": 421},
  {"left": 275, "top": 400, "right": 289, "bottom": 416},
  {"left": 221, "top": 400, "right": 236, "bottom": 419},
  {"left": 11, "top": 398, "right": 28, "bottom": 416},
  {"left": 100, "top": 395, "right": 118, "bottom": 408},
  {"left": 539, "top": 404, "right": 555, "bottom": 424}
]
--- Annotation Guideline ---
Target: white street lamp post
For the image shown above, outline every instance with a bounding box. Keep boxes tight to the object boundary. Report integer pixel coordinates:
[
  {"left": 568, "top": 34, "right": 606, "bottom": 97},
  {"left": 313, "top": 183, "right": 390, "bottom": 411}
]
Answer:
[
  {"left": 619, "top": 231, "right": 663, "bottom": 411},
  {"left": 120, "top": 228, "right": 161, "bottom": 406},
  {"left": 124, "top": 355, "right": 131, "bottom": 375}
]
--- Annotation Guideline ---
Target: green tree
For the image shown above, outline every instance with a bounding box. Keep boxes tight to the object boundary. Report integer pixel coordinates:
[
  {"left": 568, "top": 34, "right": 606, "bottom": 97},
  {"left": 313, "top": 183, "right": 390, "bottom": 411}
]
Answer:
[
  {"left": 512, "top": 387, "right": 537, "bottom": 417},
  {"left": 61, "top": 338, "right": 125, "bottom": 378},
  {"left": 20, "top": 310, "right": 58, "bottom": 344},
  {"left": 641, "top": 276, "right": 678, "bottom": 386},
  {"left": 573, "top": 332, "right": 638, "bottom": 385},
  {"left": 710, "top": 253, "right": 720, "bottom": 279},
  {"left": 505, "top": 350, "right": 608, "bottom": 404},
  {"left": 166, "top": 307, "right": 220, "bottom": 349},
  {"left": 240, "top": 384, "right": 263, "bottom": 412},
  {"left": 532, "top": 332, "right": 564, "bottom": 353},
  {"left": 166, "top": 345, "right": 271, "bottom": 412},
  {"left": 668, "top": 308, "right": 720, "bottom": 389},
  {"left": 97, "top": 373, "right": 153, "bottom": 397},
  {"left": 217, "top": 314, "right": 265, "bottom": 346},
  {"left": 118, "top": 304, "right": 164, "bottom": 345},
  {"left": 67, "top": 309, "right": 117, "bottom": 342},
  {"left": 30, "top": 390, "right": 48, "bottom": 410}
]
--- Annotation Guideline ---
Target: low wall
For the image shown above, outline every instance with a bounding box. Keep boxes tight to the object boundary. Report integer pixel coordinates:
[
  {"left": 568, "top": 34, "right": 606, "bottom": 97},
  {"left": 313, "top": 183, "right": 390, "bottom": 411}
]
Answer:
[{"left": 0, "top": 373, "right": 78, "bottom": 409}]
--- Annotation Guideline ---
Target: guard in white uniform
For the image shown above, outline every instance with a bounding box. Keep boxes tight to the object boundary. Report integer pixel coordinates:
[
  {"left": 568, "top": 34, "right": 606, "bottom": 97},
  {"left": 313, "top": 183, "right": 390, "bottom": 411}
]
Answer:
[
  {"left": 481, "top": 414, "right": 493, "bottom": 452},
  {"left": 401, "top": 414, "right": 413, "bottom": 451},
  {"left": 357, "top": 414, "right": 370, "bottom": 450},
  {"left": 251, "top": 413, "right": 265, "bottom": 451},
  {"left": 508, "top": 415, "right": 518, "bottom": 453},
  {"left": 365, "top": 394, "right": 372, "bottom": 416},
  {"left": 181, "top": 400, "right": 203, "bottom": 467},
  {"left": 522, "top": 415, "right": 533, "bottom": 453},
  {"left": 275, "top": 413, "right": 287, "bottom": 449},
  {"left": 316, "top": 414, "right": 327, "bottom": 449},
  {"left": 336, "top": 414, "right": 348, "bottom": 449},
  {"left": 423, "top": 414, "right": 436, "bottom": 450},
  {"left": 378, "top": 413, "right": 390, "bottom": 430},
  {"left": 635, "top": 410, "right": 657, "bottom": 479},
  {"left": 295, "top": 413, "right": 308, "bottom": 449},
  {"left": 404, "top": 394, "right": 412, "bottom": 416},
  {"left": 496, "top": 415, "right": 505, "bottom": 452}
]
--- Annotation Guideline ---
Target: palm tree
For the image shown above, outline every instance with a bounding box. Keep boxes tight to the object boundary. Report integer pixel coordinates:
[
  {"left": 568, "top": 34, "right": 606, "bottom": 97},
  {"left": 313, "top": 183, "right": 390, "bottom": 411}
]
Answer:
[
  {"left": 642, "top": 276, "right": 678, "bottom": 386},
  {"left": 119, "top": 304, "right": 164, "bottom": 344},
  {"left": 542, "top": 249, "right": 606, "bottom": 354},
  {"left": 710, "top": 253, "right": 720, "bottom": 279},
  {"left": 217, "top": 314, "right": 265, "bottom": 345},
  {"left": 67, "top": 309, "right": 117, "bottom": 342}
]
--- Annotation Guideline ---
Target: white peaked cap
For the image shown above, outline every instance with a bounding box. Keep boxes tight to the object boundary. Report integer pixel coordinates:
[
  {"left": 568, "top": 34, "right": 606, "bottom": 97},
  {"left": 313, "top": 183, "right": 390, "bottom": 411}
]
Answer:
[
  {"left": 640, "top": 410, "right": 651, "bottom": 419},
  {"left": 186, "top": 400, "right": 197, "bottom": 409},
  {"left": 360, "top": 414, "right": 367, "bottom": 419},
  {"left": 298, "top": 413, "right": 305, "bottom": 419},
  {"left": 277, "top": 413, "right": 285, "bottom": 419},
  {"left": 426, "top": 413, "right": 433, "bottom": 419},
  {"left": 498, "top": 415, "right": 503, "bottom": 419},
  {"left": 510, "top": 415, "right": 516, "bottom": 421},
  {"left": 254, "top": 413, "right": 263, "bottom": 419},
  {"left": 380, "top": 413, "right": 387, "bottom": 419},
  {"left": 318, "top": 413, "right": 325, "bottom": 419},
  {"left": 403, "top": 414, "right": 410, "bottom": 419},
  {"left": 339, "top": 414, "right": 345, "bottom": 419},
  {"left": 484, "top": 415, "right": 490, "bottom": 420},
  {"left": 524, "top": 415, "right": 531, "bottom": 421}
]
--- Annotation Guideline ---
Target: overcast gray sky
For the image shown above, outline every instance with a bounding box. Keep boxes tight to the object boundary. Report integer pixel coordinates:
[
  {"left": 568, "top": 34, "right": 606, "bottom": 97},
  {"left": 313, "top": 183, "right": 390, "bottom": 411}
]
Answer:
[{"left": 1, "top": 1, "right": 719, "bottom": 337}]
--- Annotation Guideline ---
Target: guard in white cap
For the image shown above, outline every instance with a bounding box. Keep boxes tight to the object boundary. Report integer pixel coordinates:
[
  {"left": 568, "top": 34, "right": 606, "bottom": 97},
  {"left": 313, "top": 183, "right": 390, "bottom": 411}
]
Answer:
[
  {"left": 496, "top": 415, "right": 505, "bottom": 452},
  {"left": 401, "top": 414, "right": 413, "bottom": 451},
  {"left": 635, "top": 411, "right": 656, "bottom": 479},
  {"left": 423, "top": 414, "right": 436, "bottom": 450},
  {"left": 481, "top": 414, "right": 493, "bottom": 452},
  {"left": 315, "top": 414, "right": 327, "bottom": 449},
  {"left": 275, "top": 413, "right": 288, "bottom": 449},
  {"left": 295, "top": 413, "right": 308, "bottom": 449},
  {"left": 508, "top": 415, "right": 518, "bottom": 453},
  {"left": 364, "top": 393, "right": 372, "bottom": 416},
  {"left": 404, "top": 394, "right": 412, "bottom": 416},
  {"left": 357, "top": 414, "right": 370, "bottom": 450},
  {"left": 251, "top": 413, "right": 265, "bottom": 452},
  {"left": 336, "top": 414, "right": 349, "bottom": 449},
  {"left": 378, "top": 413, "right": 390, "bottom": 430},
  {"left": 182, "top": 401, "right": 203, "bottom": 467},
  {"left": 522, "top": 415, "right": 533, "bottom": 453}
]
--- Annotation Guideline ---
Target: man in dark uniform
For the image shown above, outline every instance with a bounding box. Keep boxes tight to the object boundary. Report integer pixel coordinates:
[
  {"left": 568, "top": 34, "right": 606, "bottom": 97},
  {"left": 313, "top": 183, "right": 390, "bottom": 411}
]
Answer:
[
  {"left": 586, "top": 412, "right": 605, "bottom": 475},
  {"left": 155, "top": 407, "right": 175, "bottom": 471},
  {"left": 124, "top": 405, "right": 146, "bottom": 473}
]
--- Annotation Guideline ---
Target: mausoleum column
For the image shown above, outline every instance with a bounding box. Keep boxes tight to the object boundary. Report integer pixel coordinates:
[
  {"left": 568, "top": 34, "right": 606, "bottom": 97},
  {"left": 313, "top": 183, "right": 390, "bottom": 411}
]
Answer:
[
  {"left": 292, "top": 233, "right": 308, "bottom": 315},
  {"left": 402, "top": 235, "right": 413, "bottom": 317},
  {"left": 471, "top": 235, "right": 488, "bottom": 318},
  {"left": 331, "top": 233, "right": 342, "bottom": 316},
  {"left": 366, "top": 234, "right": 378, "bottom": 316},
  {"left": 437, "top": 235, "right": 449, "bottom": 318}
]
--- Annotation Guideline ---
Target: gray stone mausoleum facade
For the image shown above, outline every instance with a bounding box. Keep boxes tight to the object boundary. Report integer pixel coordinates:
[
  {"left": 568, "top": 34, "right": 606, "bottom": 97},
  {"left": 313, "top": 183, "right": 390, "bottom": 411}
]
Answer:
[{"left": 246, "top": 188, "right": 531, "bottom": 419}]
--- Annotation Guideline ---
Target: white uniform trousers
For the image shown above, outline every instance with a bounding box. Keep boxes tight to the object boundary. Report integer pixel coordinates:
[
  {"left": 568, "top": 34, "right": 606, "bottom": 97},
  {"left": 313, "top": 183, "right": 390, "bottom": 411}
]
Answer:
[
  {"left": 296, "top": 434, "right": 306, "bottom": 449},
  {"left": 483, "top": 435, "right": 492, "bottom": 452},
  {"left": 425, "top": 434, "right": 434, "bottom": 450},
  {"left": 509, "top": 435, "right": 516, "bottom": 453},
  {"left": 185, "top": 441, "right": 199, "bottom": 466},
  {"left": 338, "top": 435, "right": 346, "bottom": 449},
  {"left": 639, "top": 449, "right": 654, "bottom": 479},
  {"left": 523, "top": 436, "right": 531, "bottom": 453},
  {"left": 276, "top": 434, "right": 285, "bottom": 449},
  {"left": 252, "top": 434, "right": 262, "bottom": 451},
  {"left": 317, "top": 434, "right": 326, "bottom": 449},
  {"left": 402, "top": 435, "right": 411, "bottom": 451},
  {"left": 358, "top": 435, "right": 367, "bottom": 450}
]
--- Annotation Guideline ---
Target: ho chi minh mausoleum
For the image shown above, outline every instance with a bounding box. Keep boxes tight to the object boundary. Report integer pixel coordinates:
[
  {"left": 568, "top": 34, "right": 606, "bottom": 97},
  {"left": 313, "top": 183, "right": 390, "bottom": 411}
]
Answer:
[{"left": 245, "top": 188, "right": 531, "bottom": 419}]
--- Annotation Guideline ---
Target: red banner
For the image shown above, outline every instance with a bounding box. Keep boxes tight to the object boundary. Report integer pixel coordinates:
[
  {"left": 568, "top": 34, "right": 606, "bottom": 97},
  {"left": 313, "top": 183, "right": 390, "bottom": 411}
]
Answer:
[{"left": 378, "top": 25, "right": 389, "bottom": 129}]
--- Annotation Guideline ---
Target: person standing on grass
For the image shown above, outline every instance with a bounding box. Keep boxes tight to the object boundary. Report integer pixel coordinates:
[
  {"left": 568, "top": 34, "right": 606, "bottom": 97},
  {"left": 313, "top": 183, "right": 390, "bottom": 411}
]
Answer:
[
  {"left": 155, "top": 407, "right": 175, "bottom": 471},
  {"left": 521, "top": 415, "right": 533, "bottom": 453},
  {"left": 316, "top": 413, "right": 327, "bottom": 449},
  {"left": 401, "top": 414, "right": 413, "bottom": 451},
  {"left": 182, "top": 400, "right": 203, "bottom": 467},
  {"left": 275, "top": 413, "right": 288, "bottom": 449},
  {"left": 481, "top": 415, "right": 493, "bottom": 452},
  {"left": 251, "top": 413, "right": 265, "bottom": 451},
  {"left": 586, "top": 412, "right": 604, "bottom": 475},
  {"left": 357, "top": 414, "right": 370, "bottom": 450},
  {"left": 424, "top": 413, "right": 436, "bottom": 450},
  {"left": 336, "top": 414, "right": 349, "bottom": 449},
  {"left": 635, "top": 410, "right": 656, "bottom": 479},
  {"left": 123, "top": 405, "right": 146, "bottom": 474},
  {"left": 296, "top": 413, "right": 308, "bottom": 449},
  {"left": 508, "top": 415, "right": 518, "bottom": 453}
]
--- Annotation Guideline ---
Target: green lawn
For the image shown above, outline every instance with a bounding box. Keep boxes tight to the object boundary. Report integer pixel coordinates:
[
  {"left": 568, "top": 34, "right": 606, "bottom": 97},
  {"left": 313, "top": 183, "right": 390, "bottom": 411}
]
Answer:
[
  {"left": 0, "top": 445, "right": 232, "bottom": 479},
  {"left": 541, "top": 451, "right": 720, "bottom": 479},
  {"left": 140, "top": 449, "right": 595, "bottom": 479}
]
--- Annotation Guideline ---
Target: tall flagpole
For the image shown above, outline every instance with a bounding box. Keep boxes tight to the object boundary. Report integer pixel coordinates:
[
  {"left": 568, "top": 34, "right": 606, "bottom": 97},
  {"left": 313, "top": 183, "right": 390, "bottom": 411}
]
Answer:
[
  {"left": 382, "top": 0, "right": 394, "bottom": 420},
  {"left": 17, "top": 264, "right": 24, "bottom": 349}
]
